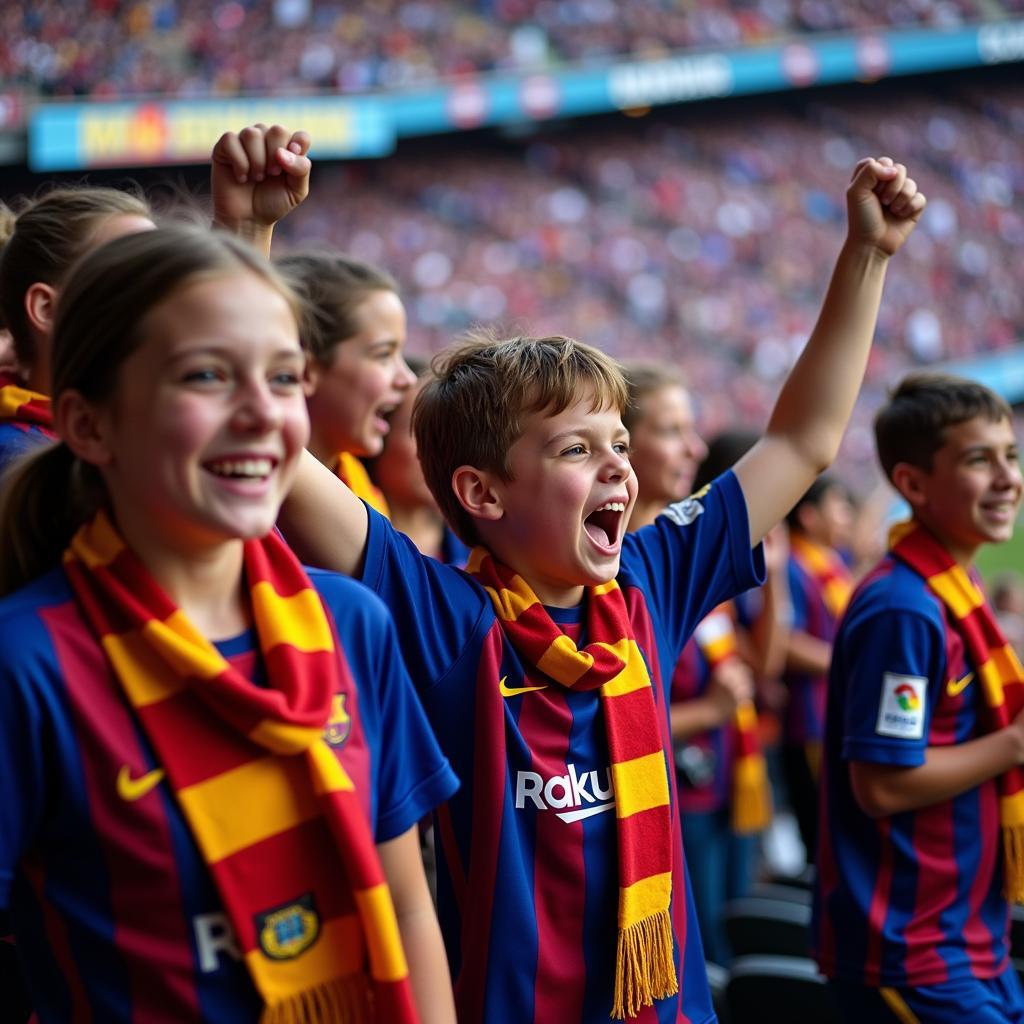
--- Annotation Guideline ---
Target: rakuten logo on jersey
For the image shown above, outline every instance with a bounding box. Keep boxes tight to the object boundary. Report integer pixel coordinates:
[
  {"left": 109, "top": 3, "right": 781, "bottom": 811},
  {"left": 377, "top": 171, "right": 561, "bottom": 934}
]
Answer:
[{"left": 515, "top": 764, "right": 615, "bottom": 822}]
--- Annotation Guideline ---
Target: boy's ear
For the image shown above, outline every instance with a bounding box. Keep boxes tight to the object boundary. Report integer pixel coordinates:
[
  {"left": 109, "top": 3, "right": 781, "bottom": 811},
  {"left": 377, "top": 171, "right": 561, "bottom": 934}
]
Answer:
[
  {"left": 890, "top": 461, "right": 928, "bottom": 510},
  {"left": 451, "top": 465, "right": 504, "bottom": 523},
  {"left": 55, "top": 389, "right": 115, "bottom": 468},
  {"left": 25, "top": 282, "right": 58, "bottom": 336}
]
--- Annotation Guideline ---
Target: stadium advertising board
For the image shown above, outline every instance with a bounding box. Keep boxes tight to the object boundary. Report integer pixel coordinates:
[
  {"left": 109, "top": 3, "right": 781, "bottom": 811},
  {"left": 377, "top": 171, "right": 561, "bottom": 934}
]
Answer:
[{"left": 29, "top": 96, "right": 393, "bottom": 172}]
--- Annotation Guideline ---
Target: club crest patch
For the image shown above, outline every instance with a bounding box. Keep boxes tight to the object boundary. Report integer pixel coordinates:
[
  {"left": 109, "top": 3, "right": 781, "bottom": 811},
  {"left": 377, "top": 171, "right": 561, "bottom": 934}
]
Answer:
[
  {"left": 663, "top": 484, "right": 710, "bottom": 527},
  {"left": 876, "top": 672, "right": 927, "bottom": 739},
  {"left": 255, "top": 893, "right": 320, "bottom": 961},
  {"left": 324, "top": 693, "right": 351, "bottom": 748}
]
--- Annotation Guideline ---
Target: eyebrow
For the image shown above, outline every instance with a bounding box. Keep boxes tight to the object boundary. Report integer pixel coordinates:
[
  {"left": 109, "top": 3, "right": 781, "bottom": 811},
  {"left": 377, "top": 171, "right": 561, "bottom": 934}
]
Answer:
[{"left": 545, "top": 426, "right": 630, "bottom": 446}]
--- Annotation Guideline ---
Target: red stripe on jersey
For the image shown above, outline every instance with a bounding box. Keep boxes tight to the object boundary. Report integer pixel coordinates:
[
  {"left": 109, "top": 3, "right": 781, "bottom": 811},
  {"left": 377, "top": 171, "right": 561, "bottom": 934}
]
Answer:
[
  {"left": 46, "top": 603, "right": 201, "bottom": 1021},
  {"left": 520, "top": 685, "right": 586, "bottom": 1024},
  {"left": 453, "top": 628, "right": 507, "bottom": 1024},
  {"left": 864, "top": 817, "right": 894, "bottom": 986},
  {"left": 964, "top": 781, "right": 1003, "bottom": 975},
  {"left": 902, "top": 805, "right": 952, "bottom": 980}
]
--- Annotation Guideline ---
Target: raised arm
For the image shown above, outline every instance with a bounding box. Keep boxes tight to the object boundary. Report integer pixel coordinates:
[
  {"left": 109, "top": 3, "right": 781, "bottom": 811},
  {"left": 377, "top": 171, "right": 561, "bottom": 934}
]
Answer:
[
  {"left": 734, "top": 157, "right": 926, "bottom": 545},
  {"left": 210, "top": 124, "right": 312, "bottom": 257},
  {"left": 277, "top": 449, "right": 370, "bottom": 577}
]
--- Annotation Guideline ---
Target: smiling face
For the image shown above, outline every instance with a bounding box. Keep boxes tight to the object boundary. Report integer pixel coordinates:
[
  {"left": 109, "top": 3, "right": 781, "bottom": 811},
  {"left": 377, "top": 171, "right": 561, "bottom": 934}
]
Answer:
[
  {"left": 90, "top": 271, "right": 309, "bottom": 557},
  {"left": 305, "top": 289, "right": 415, "bottom": 464},
  {"left": 480, "top": 387, "right": 637, "bottom": 607},
  {"left": 899, "top": 414, "right": 1022, "bottom": 566},
  {"left": 628, "top": 384, "right": 707, "bottom": 507}
]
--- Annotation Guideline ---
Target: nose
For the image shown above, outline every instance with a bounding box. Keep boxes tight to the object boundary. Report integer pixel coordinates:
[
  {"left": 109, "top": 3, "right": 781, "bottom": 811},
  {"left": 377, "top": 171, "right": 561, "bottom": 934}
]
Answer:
[
  {"left": 601, "top": 444, "right": 631, "bottom": 481},
  {"left": 233, "top": 376, "right": 284, "bottom": 432},
  {"left": 395, "top": 355, "right": 417, "bottom": 392},
  {"left": 996, "top": 454, "right": 1023, "bottom": 491},
  {"left": 686, "top": 428, "right": 708, "bottom": 463}
]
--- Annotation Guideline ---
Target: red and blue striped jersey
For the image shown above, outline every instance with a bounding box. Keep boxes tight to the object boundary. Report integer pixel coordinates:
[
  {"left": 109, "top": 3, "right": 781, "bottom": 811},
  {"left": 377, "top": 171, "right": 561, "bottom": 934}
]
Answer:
[
  {"left": 0, "top": 566, "right": 457, "bottom": 1023},
  {"left": 361, "top": 470, "right": 765, "bottom": 1023},
  {"left": 782, "top": 552, "right": 842, "bottom": 745},
  {"left": 0, "top": 422, "right": 51, "bottom": 481},
  {"left": 813, "top": 556, "right": 1009, "bottom": 987}
]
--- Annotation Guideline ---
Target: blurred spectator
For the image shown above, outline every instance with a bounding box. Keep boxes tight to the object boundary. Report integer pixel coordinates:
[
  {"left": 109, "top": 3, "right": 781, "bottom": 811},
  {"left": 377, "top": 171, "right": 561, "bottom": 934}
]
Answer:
[{"left": 3, "top": 0, "right": 1021, "bottom": 99}]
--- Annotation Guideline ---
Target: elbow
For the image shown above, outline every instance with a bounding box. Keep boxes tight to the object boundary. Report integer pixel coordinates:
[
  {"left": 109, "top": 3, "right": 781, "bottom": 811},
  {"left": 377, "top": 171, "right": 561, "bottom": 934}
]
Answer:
[{"left": 849, "top": 765, "right": 900, "bottom": 819}]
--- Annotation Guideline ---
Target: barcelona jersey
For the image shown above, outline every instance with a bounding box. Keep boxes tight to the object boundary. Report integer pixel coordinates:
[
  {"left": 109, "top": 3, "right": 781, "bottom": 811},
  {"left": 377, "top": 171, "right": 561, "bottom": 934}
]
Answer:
[
  {"left": 0, "top": 566, "right": 457, "bottom": 1023},
  {"left": 813, "top": 557, "right": 1010, "bottom": 988},
  {"left": 361, "top": 470, "right": 765, "bottom": 1023}
]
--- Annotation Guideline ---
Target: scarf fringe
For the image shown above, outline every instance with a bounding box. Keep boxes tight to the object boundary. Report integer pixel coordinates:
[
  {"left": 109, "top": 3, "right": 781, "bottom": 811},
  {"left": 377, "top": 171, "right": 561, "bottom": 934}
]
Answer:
[
  {"left": 260, "top": 975, "right": 371, "bottom": 1024},
  {"left": 611, "top": 910, "right": 678, "bottom": 1021},
  {"left": 731, "top": 752, "right": 772, "bottom": 835},
  {"left": 1003, "top": 824, "right": 1024, "bottom": 904}
]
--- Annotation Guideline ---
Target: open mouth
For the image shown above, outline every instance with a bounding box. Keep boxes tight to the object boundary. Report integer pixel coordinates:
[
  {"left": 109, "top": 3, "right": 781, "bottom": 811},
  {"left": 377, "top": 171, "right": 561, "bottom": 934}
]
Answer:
[
  {"left": 204, "top": 456, "right": 277, "bottom": 480},
  {"left": 583, "top": 500, "right": 626, "bottom": 549}
]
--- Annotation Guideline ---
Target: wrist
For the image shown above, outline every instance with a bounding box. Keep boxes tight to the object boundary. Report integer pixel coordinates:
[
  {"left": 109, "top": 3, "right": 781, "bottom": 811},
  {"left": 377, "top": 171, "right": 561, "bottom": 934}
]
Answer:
[
  {"left": 840, "top": 236, "right": 892, "bottom": 269},
  {"left": 212, "top": 217, "right": 274, "bottom": 256}
]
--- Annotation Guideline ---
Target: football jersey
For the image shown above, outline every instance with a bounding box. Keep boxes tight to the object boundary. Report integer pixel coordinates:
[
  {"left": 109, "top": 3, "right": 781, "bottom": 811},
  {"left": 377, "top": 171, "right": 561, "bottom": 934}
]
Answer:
[
  {"left": 0, "top": 565, "right": 457, "bottom": 1023},
  {"left": 813, "top": 557, "right": 1009, "bottom": 987},
  {"left": 360, "top": 470, "right": 764, "bottom": 1023},
  {"left": 0, "top": 421, "right": 51, "bottom": 482}
]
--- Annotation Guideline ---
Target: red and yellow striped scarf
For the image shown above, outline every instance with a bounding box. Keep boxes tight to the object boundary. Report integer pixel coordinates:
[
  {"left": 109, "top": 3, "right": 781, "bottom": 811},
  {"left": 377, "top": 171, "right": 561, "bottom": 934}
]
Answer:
[
  {"left": 467, "top": 548, "right": 677, "bottom": 1020},
  {"left": 890, "top": 519, "right": 1024, "bottom": 902},
  {"left": 335, "top": 452, "right": 390, "bottom": 518},
  {"left": 693, "top": 604, "right": 772, "bottom": 834},
  {"left": 0, "top": 371, "right": 55, "bottom": 436},
  {"left": 63, "top": 510, "right": 419, "bottom": 1023},
  {"left": 788, "top": 532, "right": 852, "bottom": 619}
]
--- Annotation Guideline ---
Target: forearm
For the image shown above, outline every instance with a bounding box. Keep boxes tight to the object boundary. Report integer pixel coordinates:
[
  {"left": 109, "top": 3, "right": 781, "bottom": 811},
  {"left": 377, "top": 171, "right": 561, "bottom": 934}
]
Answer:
[
  {"left": 784, "top": 630, "right": 831, "bottom": 676},
  {"left": 767, "top": 240, "right": 889, "bottom": 470},
  {"left": 397, "top": 903, "right": 456, "bottom": 1024},
  {"left": 670, "top": 699, "right": 717, "bottom": 740},
  {"left": 851, "top": 728, "right": 1024, "bottom": 817},
  {"left": 212, "top": 217, "right": 274, "bottom": 258}
]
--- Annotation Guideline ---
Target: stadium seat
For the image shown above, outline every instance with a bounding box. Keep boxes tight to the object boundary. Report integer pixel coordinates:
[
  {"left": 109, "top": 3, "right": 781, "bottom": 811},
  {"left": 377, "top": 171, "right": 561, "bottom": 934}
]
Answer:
[
  {"left": 765, "top": 865, "right": 816, "bottom": 893},
  {"left": 723, "top": 895, "right": 813, "bottom": 959},
  {"left": 749, "top": 882, "right": 812, "bottom": 906},
  {"left": 726, "top": 954, "right": 839, "bottom": 1024},
  {"left": 705, "top": 961, "right": 732, "bottom": 1024}
]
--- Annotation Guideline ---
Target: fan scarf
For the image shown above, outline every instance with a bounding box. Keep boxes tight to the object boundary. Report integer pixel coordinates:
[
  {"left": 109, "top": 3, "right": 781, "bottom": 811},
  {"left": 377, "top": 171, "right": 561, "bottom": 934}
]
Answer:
[
  {"left": 467, "top": 548, "right": 677, "bottom": 1020},
  {"left": 693, "top": 605, "right": 772, "bottom": 834},
  {"left": 63, "top": 510, "right": 418, "bottom": 1023},
  {"left": 335, "top": 452, "right": 390, "bottom": 518},
  {"left": 788, "top": 533, "right": 852, "bottom": 619},
  {"left": 889, "top": 519, "right": 1024, "bottom": 903},
  {"left": 0, "top": 371, "right": 55, "bottom": 436}
]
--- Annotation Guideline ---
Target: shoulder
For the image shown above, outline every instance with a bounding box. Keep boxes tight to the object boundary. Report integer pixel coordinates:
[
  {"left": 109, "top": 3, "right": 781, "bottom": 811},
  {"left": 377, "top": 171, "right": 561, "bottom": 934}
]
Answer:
[
  {"left": 0, "top": 566, "right": 73, "bottom": 634},
  {"left": 840, "top": 560, "right": 944, "bottom": 645},
  {"left": 305, "top": 567, "right": 393, "bottom": 633},
  {"left": 0, "top": 567, "right": 75, "bottom": 690}
]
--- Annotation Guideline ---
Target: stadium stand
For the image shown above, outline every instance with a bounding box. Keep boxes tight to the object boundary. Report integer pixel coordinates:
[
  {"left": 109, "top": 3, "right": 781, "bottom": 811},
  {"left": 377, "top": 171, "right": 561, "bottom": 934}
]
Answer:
[{"left": 4, "top": 0, "right": 1024, "bottom": 98}]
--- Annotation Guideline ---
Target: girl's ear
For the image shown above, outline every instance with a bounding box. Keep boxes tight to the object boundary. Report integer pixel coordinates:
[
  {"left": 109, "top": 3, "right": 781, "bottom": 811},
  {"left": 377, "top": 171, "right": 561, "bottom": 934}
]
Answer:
[
  {"left": 451, "top": 465, "right": 504, "bottom": 524},
  {"left": 24, "top": 282, "right": 58, "bottom": 336},
  {"left": 55, "top": 390, "right": 115, "bottom": 468}
]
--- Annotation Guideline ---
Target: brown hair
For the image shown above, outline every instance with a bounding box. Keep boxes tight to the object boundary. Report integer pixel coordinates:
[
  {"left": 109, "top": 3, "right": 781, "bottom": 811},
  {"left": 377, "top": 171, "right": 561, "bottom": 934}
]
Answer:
[
  {"left": 0, "top": 225, "right": 299, "bottom": 596},
  {"left": 275, "top": 251, "right": 398, "bottom": 363},
  {"left": 0, "top": 187, "right": 154, "bottom": 368},
  {"left": 412, "top": 330, "right": 628, "bottom": 545},
  {"left": 620, "top": 361, "right": 687, "bottom": 432},
  {"left": 874, "top": 372, "right": 1012, "bottom": 482}
]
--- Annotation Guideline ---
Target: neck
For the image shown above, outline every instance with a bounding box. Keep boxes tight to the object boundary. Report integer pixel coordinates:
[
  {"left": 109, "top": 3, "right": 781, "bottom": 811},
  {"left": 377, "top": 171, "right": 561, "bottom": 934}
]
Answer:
[
  {"left": 628, "top": 498, "right": 665, "bottom": 532},
  {"left": 110, "top": 504, "right": 250, "bottom": 640},
  {"left": 389, "top": 502, "right": 446, "bottom": 559},
  {"left": 307, "top": 431, "right": 339, "bottom": 470},
  {"left": 914, "top": 517, "right": 978, "bottom": 571}
]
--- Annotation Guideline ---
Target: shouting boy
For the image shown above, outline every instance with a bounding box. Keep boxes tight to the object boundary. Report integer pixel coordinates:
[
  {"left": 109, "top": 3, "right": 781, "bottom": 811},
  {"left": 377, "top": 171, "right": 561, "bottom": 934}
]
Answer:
[
  {"left": 814, "top": 373, "right": 1024, "bottom": 1023},
  {"left": 282, "top": 157, "right": 924, "bottom": 1022}
]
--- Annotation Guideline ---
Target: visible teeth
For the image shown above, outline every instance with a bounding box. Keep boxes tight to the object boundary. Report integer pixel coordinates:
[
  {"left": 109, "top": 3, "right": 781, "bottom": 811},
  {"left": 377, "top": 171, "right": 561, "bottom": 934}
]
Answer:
[
  {"left": 595, "top": 502, "right": 625, "bottom": 513},
  {"left": 208, "top": 458, "right": 273, "bottom": 478}
]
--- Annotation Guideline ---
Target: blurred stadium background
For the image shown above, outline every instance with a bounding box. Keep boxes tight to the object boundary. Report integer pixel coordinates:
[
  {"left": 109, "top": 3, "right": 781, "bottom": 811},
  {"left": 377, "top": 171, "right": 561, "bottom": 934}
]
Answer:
[{"left": 2, "top": 0, "right": 1023, "bottom": 517}]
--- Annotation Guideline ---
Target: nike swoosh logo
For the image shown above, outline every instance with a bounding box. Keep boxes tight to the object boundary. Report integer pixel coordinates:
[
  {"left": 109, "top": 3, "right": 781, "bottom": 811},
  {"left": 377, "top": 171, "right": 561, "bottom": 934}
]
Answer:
[
  {"left": 498, "top": 675, "right": 548, "bottom": 698},
  {"left": 947, "top": 671, "right": 974, "bottom": 697},
  {"left": 556, "top": 802, "right": 616, "bottom": 823},
  {"left": 117, "top": 764, "right": 166, "bottom": 802}
]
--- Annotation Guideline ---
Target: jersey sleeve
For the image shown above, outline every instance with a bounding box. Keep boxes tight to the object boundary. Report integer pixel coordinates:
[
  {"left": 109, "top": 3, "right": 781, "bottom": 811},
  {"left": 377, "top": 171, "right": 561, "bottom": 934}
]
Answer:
[
  {"left": 0, "top": 615, "right": 49, "bottom": 906},
  {"left": 360, "top": 506, "right": 490, "bottom": 695},
  {"left": 621, "top": 470, "right": 766, "bottom": 657},
  {"left": 366, "top": 605, "right": 460, "bottom": 842},
  {"left": 837, "top": 607, "right": 946, "bottom": 767}
]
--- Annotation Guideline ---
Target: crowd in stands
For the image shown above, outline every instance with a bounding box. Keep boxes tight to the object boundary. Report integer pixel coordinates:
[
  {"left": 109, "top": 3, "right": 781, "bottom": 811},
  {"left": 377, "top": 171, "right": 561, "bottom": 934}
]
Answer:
[
  {"left": 272, "top": 78, "right": 1024, "bottom": 485},
  {"left": 5, "top": 0, "right": 1024, "bottom": 99}
]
